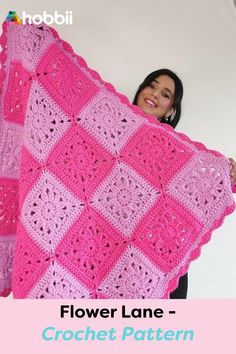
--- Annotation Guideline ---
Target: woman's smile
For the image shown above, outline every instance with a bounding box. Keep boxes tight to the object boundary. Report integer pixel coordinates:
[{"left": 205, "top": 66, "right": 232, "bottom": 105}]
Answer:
[{"left": 144, "top": 98, "right": 157, "bottom": 108}]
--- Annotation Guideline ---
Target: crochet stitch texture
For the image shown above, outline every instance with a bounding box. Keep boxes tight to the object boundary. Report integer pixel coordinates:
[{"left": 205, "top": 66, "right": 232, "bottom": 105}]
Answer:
[{"left": 0, "top": 22, "right": 235, "bottom": 298}]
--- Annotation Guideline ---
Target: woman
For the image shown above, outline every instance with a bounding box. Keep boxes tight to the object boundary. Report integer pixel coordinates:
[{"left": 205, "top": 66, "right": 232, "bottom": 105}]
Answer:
[
  {"left": 133, "top": 68, "right": 182, "bottom": 128},
  {"left": 132, "top": 68, "right": 236, "bottom": 298}
]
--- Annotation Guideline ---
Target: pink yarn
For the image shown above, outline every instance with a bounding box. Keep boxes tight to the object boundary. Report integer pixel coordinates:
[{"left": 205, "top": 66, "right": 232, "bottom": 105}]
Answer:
[{"left": 0, "top": 22, "right": 235, "bottom": 298}]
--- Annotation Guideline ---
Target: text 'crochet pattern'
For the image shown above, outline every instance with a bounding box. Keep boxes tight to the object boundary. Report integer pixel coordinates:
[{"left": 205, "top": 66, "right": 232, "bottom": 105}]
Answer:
[{"left": 0, "top": 22, "right": 235, "bottom": 298}]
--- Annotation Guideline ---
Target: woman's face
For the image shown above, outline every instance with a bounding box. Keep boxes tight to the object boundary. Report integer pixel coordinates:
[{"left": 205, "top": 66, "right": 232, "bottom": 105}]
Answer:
[{"left": 136, "top": 74, "right": 175, "bottom": 121}]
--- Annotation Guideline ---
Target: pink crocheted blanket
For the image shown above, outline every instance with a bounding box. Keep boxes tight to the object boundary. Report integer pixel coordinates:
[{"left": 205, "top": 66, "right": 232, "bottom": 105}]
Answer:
[{"left": 0, "top": 22, "right": 235, "bottom": 299}]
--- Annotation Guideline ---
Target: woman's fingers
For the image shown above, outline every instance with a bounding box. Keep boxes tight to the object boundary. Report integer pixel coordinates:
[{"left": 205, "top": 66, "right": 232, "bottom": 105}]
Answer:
[{"left": 229, "top": 158, "right": 236, "bottom": 183}]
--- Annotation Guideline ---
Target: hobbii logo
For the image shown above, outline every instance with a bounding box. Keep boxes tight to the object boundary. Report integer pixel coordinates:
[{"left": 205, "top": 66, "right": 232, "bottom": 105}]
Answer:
[{"left": 22, "top": 11, "right": 73, "bottom": 25}]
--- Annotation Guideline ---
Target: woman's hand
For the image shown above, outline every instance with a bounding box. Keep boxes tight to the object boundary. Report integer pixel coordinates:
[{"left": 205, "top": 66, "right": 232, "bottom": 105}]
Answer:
[{"left": 229, "top": 158, "right": 236, "bottom": 185}]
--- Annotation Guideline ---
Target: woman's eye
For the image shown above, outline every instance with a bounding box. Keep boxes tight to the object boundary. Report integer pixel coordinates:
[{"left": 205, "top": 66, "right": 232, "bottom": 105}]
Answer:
[
  {"left": 149, "top": 83, "right": 155, "bottom": 89},
  {"left": 163, "top": 93, "right": 170, "bottom": 99}
]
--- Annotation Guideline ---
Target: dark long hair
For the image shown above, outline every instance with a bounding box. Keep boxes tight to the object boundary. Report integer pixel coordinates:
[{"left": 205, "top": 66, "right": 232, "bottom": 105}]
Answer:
[{"left": 133, "top": 68, "right": 183, "bottom": 128}]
